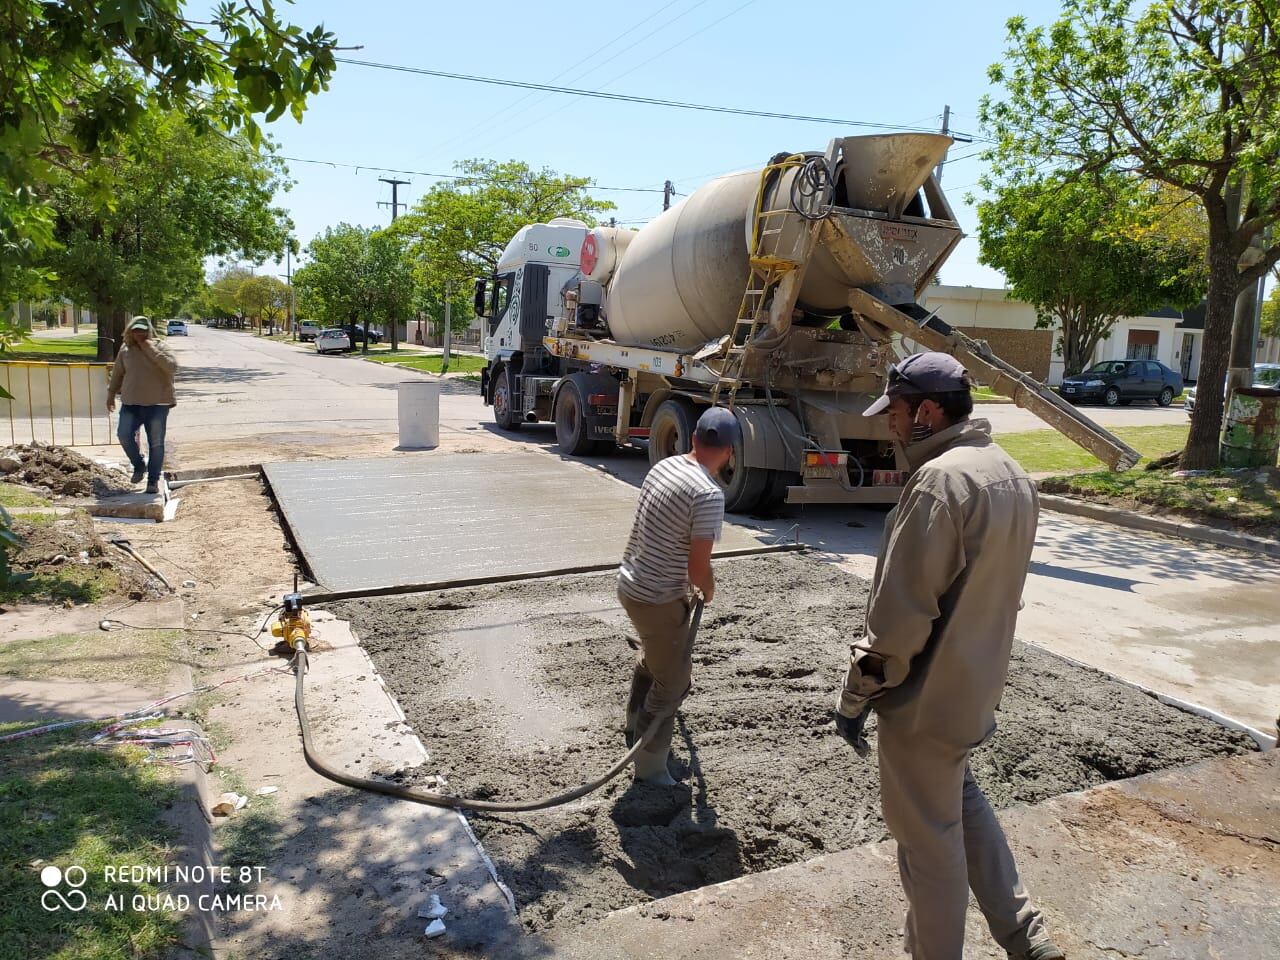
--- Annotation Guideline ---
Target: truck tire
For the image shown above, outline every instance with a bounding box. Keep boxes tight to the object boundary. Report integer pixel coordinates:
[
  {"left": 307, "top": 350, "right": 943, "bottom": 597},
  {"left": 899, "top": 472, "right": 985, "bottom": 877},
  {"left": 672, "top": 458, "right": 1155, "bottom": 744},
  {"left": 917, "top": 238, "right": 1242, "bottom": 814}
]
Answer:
[
  {"left": 719, "top": 442, "right": 771, "bottom": 514},
  {"left": 759, "top": 469, "right": 800, "bottom": 509},
  {"left": 648, "top": 399, "right": 697, "bottom": 466},
  {"left": 554, "top": 379, "right": 597, "bottom": 455},
  {"left": 493, "top": 366, "right": 520, "bottom": 431}
]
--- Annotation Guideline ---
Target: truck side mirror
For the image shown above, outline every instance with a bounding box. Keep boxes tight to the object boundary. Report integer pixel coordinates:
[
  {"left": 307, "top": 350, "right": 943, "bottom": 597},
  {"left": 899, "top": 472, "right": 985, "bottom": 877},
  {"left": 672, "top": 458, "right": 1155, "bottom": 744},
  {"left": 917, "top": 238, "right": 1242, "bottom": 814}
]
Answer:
[{"left": 474, "top": 278, "right": 489, "bottom": 318}]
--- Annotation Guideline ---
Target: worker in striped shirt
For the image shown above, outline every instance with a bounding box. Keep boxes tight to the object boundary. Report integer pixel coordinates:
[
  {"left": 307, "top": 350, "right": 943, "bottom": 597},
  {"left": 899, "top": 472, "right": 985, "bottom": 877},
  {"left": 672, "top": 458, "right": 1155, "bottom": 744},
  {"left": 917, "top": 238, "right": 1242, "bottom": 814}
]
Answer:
[{"left": 618, "top": 407, "right": 735, "bottom": 785}]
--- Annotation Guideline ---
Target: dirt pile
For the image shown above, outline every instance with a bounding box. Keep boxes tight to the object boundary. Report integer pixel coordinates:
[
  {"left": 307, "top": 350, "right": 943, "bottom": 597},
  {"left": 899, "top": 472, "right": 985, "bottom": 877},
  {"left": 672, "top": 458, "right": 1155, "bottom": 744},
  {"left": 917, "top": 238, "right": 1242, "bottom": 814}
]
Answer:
[
  {"left": 1, "top": 443, "right": 134, "bottom": 499},
  {"left": 4, "top": 511, "right": 160, "bottom": 604},
  {"left": 337, "top": 553, "right": 1256, "bottom": 932}
]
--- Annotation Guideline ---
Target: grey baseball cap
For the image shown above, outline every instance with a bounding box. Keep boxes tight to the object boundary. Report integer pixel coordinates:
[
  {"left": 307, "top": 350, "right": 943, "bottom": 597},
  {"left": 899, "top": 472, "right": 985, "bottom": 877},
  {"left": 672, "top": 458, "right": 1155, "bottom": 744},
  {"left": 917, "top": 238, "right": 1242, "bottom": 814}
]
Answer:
[
  {"left": 694, "top": 406, "right": 742, "bottom": 448},
  {"left": 864, "top": 352, "right": 972, "bottom": 416},
  {"left": 127, "top": 317, "right": 153, "bottom": 332}
]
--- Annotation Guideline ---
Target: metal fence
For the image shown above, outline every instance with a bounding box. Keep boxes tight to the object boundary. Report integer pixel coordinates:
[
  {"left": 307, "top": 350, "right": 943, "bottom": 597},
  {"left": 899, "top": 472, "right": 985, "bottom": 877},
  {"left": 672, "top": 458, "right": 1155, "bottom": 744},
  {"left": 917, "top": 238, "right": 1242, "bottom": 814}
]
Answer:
[{"left": 1, "top": 360, "right": 114, "bottom": 446}]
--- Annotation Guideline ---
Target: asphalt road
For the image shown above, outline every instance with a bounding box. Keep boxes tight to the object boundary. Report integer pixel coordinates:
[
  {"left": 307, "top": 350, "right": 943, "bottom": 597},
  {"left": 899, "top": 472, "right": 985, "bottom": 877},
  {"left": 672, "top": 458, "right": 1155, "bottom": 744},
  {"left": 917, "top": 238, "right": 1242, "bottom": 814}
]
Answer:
[{"left": 146, "top": 327, "right": 1280, "bottom": 735}]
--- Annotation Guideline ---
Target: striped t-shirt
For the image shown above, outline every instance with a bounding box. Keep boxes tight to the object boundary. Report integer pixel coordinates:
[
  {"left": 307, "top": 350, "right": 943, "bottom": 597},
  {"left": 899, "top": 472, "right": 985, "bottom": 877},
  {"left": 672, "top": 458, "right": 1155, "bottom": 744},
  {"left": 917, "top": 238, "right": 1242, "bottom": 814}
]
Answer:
[{"left": 618, "top": 455, "right": 725, "bottom": 605}]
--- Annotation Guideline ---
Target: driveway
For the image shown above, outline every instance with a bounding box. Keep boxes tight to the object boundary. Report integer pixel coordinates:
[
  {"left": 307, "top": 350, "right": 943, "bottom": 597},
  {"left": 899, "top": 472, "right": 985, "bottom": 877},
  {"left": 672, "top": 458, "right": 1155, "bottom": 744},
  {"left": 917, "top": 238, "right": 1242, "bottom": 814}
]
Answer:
[{"left": 117, "top": 328, "right": 1277, "bottom": 737}]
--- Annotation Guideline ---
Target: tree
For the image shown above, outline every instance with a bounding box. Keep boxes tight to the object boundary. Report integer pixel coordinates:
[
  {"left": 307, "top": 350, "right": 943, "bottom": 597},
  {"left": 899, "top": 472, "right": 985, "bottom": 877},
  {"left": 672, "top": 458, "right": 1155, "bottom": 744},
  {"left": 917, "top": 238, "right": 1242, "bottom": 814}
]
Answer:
[
  {"left": 293, "top": 224, "right": 414, "bottom": 354},
  {"left": 978, "top": 174, "right": 1207, "bottom": 376},
  {"left": 237, "top": 275, "right": 289, "bottom": 335},
  {"left": 1263, "top": 284, "right": 1280, "bottom": 340},
  {"left": 392, "top": 159, "right": 615, "bottom": 333},
  {"left": 208, "top": 266, "right": 255, "bottom": 323},
  {"left": 982, "top": 0, "right": 1280, "bottom": 468},
  {"left": 43, "top": 111, "right": 292, "bottom": 358},
  {"left": 1, "top": 0, "right": 338, "bottom": 302}
]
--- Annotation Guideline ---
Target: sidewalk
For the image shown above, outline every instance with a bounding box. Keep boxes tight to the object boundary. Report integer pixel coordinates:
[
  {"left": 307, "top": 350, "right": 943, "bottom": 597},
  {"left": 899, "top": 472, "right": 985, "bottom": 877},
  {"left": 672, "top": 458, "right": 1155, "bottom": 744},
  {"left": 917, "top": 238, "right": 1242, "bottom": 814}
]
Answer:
[{"left": 549, "top": 750, "right": 1280, "bottom": 959}]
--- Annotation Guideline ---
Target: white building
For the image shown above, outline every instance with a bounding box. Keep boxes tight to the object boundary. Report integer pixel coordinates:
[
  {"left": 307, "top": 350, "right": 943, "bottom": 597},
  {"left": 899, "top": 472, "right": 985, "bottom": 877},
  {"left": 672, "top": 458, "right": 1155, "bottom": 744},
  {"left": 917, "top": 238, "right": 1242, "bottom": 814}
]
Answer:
[{"left": 919, "top": 285, "right": 1205, "bottom": 386}]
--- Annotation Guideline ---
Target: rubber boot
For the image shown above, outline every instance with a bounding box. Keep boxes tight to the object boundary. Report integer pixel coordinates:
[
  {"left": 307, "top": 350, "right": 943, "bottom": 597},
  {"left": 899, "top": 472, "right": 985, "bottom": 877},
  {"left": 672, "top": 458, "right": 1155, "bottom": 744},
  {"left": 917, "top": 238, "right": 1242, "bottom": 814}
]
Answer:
[
  {"left": 1009, "top": 941, "right": 1066, "bottom": 960},
  {"left": 623, "top": 666, "right": 653, "bottom": 748},
  {"left": 632, "top": 748, "right": 677, "bottom": 786}
]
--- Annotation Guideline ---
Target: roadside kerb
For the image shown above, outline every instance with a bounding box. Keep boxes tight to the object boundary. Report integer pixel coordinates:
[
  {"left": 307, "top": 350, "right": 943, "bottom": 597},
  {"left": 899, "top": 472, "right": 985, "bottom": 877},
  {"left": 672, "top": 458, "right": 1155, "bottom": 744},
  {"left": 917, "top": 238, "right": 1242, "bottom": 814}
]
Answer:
[{"left": 1037, "top": 491, "right": 1280, "bottom": 559}]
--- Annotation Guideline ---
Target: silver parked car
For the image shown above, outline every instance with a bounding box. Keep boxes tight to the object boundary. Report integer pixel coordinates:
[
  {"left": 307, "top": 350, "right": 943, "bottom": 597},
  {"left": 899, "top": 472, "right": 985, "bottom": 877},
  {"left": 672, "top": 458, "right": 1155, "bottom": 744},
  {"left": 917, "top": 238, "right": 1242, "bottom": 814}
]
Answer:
[{"left": 1185, "top": 363, "right": 1280, "bottom": 416}]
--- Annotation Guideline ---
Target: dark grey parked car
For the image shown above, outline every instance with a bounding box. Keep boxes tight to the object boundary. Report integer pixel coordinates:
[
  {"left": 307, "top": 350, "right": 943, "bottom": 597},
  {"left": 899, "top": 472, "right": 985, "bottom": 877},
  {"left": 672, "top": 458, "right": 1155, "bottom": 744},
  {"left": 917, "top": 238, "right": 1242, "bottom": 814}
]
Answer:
[{"left": 1058, "top": 359, "right": 1183, "bottom": 407}]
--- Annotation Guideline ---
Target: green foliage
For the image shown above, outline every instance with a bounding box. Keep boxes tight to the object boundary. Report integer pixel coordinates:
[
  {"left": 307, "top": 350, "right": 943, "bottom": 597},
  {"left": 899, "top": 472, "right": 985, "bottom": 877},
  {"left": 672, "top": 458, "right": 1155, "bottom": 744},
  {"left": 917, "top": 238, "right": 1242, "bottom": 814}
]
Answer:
[
  {"left": 392, "top": 158, "right": 615, "bottom": 331},
  {"left": 42, "top": 111, "right": 292, "bottom": 357},
  {"left": 980, "top": 0, "right": 1280, "bottom": 470},
  {"left": 1263, "top": 284, "right": 1280, "bottom": 340},
  {"left": 236, "top": 274, "right": 289, "bottom": 333},
  {"left": 0, "top": 0, "right": 338, "bottom": 303},
  {"left": 294, "top": 225, "right": 414, "bottom": 351},
  {"left": 978, "top": 173, "right": 1207, "bottom": 375}
]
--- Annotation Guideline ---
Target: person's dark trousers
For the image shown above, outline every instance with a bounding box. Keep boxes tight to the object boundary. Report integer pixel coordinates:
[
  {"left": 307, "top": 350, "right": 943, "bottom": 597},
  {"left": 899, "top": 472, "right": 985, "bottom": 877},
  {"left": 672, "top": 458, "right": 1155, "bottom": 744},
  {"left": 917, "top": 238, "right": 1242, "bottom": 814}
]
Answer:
[{"left": 117, "top": 404, "right": 170, "bottom": 485}]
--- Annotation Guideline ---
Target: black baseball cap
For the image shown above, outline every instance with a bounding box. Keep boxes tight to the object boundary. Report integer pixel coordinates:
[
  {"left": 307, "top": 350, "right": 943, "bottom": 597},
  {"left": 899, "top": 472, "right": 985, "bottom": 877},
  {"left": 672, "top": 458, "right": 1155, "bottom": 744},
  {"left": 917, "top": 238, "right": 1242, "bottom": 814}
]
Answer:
[
  {"left": 694, "top": 407, "right": 742, "bottom": 448},
  {"left": 864, "top": 352, "right": 972, "bottom": 416}
]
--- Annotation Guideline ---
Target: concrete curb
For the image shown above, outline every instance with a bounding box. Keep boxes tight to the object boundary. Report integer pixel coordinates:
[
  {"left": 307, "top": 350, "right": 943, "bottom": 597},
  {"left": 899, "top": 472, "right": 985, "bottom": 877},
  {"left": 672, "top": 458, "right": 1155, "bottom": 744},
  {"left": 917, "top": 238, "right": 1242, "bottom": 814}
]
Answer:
[{"left": 1037, "top": 492, "right": 1280, "bottom": 559}]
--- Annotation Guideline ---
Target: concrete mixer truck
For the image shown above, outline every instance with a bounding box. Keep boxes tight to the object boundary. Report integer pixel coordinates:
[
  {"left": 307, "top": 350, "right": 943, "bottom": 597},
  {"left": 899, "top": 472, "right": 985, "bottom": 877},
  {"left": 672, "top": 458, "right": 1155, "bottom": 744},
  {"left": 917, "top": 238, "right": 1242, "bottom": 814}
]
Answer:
[{"left": 476, "top": 134, "right": 1140, "bottom": 513}]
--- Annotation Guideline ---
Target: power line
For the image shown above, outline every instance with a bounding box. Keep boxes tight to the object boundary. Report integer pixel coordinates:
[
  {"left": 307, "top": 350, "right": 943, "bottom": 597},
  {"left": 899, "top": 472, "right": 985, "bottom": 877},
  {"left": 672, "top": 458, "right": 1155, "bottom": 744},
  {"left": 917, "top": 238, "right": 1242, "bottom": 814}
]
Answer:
[
  {"left": 423, "top": 0, "right": 700, "bottom": 164},
  {"left": 334, "top": 56, "right": 990, "bottom": 138},
  {"left": 276, "top": 155, "right": 675, "bottom": 194},
  {"left": 483, "top": 0, "right": 757, "bottom": 152}
]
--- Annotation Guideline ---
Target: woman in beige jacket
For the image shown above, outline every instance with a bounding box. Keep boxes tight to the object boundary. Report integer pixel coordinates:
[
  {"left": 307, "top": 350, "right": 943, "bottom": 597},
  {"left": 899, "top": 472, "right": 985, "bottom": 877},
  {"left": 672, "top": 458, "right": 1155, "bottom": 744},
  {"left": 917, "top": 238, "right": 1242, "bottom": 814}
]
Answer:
[{"left": 106, "top": 318, "right": 177, "bottom": 493}]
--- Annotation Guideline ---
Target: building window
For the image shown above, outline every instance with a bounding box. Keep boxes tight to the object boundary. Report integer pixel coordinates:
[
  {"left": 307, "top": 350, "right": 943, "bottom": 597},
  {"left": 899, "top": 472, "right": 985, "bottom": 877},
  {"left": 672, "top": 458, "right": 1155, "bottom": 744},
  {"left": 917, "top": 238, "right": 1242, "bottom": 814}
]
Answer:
[{"left": 1126, "top": 329, "right": 1159, "bottom": 361}]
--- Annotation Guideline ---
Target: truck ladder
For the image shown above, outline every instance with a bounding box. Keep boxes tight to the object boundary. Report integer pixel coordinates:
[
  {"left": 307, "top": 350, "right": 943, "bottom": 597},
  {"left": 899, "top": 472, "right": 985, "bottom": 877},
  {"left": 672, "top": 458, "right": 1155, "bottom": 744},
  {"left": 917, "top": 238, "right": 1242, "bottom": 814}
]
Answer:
[
  {"left": 712, "top": 148, "right": 836, "bottom": 403},
  {"left": 849, "top": 288, "right": 1142, "bottom": 471}
]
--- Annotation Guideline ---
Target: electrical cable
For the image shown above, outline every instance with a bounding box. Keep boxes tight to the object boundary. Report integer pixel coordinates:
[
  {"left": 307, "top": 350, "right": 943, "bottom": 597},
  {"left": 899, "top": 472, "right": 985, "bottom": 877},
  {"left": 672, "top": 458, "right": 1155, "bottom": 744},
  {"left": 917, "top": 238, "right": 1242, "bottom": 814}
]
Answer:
[
  {"left": 100, "top": 604, "right": 285, "bottom": 654},
  {"left": 334, "top": 57, "right": 991, "bottom": 137},
  {"left": 292, "top": 601, "right": 704, "bottom": 813},
  {"left": 275, "top": 155, "right": 670, "bottom": 194}
]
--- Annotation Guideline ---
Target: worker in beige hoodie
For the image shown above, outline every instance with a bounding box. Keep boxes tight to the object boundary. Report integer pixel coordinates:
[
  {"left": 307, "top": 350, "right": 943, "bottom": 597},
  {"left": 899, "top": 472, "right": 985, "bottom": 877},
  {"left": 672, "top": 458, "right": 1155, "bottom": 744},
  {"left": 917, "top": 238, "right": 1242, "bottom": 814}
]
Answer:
[
  {"left": 106, "top": 318, "right": 177, "bottom": 494},
  {"left": 834, "top": 352, "right": 1064, "bottom": 960}
]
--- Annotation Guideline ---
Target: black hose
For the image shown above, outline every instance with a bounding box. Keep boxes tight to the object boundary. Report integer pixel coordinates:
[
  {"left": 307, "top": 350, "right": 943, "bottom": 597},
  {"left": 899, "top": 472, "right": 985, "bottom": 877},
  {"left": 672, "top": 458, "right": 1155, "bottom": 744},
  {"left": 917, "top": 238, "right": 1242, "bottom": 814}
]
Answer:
[{"left": 293, "top": 600, "right": 705, "bottom": 813}]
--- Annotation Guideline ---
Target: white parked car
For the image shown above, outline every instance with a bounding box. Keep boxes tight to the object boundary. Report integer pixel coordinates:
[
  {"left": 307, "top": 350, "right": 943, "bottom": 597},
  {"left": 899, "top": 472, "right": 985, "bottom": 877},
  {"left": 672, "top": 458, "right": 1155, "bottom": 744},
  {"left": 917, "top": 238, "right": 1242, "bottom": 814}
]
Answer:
[
  {"left": 1185, "top": 362, "right": 1280, "bottom": 416},
  {"left": 166, "top": 319, "right": 188, "bottom": 336},
  {"left": 315, "top": 328, "right": 351, "bottom": 354}
]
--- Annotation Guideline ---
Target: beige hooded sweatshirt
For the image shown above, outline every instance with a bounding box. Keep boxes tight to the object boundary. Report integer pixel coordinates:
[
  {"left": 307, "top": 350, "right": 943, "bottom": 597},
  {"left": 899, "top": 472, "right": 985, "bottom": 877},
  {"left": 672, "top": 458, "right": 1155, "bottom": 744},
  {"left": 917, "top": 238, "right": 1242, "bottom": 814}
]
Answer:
[
  {"left": 107, "top": 339, "right": 177, "bottom": 407},
  {"left": 838, "top": 417, "right": 1038, "bottom": 748}
]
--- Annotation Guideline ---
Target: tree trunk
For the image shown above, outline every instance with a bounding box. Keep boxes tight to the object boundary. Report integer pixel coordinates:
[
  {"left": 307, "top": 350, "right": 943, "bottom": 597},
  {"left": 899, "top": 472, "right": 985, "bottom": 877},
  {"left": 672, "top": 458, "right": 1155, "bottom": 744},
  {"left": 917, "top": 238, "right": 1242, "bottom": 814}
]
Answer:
[
  {"left": 97, "top": 307, "right": 127, "bottom": 361},
  {"left": 1183, "top": 240, "right": 1238, "bottom": 469}
]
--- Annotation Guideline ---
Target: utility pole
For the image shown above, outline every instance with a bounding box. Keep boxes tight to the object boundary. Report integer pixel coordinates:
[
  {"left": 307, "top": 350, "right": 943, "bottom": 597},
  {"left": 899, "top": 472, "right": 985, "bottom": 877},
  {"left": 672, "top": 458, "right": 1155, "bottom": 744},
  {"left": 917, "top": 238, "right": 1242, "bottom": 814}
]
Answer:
[
  {"left": 284, "top": 241, "right": 295, "bottom": 339},
  {"left": 378, "top": 177, "right": 410, "bottom": 221},
  {"left": 378, "top": 178, "right": 409, "bottom": 352},
  {"left": 935, "top": 104, "right": 971, "bottom": 184},
  {"left": 441, "top": 279, "right": 452, "bottom": 375},
  {"left": 663, "top": 180, "right": 674, "bottom": 211}
]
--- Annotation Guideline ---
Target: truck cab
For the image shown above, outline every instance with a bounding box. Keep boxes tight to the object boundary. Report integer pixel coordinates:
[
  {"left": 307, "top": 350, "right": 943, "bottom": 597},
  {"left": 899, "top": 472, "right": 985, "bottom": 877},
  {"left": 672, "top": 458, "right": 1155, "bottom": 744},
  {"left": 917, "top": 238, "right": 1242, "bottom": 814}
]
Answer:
[{"left": 477, "top": 218, "right": 588, "bottom": 429}]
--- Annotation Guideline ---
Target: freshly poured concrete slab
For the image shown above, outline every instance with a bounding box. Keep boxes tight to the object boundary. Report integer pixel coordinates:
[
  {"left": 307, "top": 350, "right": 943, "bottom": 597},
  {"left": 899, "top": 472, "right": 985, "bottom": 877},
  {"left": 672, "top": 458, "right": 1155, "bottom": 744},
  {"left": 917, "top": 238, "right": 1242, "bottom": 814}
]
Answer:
[{"left": 264, "top": 452, "right": 767, "bottom": 591}]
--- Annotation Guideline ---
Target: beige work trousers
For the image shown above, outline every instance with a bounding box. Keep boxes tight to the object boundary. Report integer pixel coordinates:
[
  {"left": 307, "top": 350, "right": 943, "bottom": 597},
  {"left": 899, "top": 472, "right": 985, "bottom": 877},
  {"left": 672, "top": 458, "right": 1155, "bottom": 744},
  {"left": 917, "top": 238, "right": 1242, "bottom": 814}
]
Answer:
[
  {"left": 878, "top": 718, "right": 1048, "bottom": 960},
  {"left": 618, "top": 588, "right": 694, "bottom": 763}
]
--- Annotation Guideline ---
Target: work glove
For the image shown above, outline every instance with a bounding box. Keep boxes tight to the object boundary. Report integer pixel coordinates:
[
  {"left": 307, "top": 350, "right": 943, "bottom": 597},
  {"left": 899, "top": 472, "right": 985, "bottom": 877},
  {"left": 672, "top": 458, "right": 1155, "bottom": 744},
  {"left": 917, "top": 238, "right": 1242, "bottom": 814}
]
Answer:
[{"left": 834, "top": 708, "right": 871, "bottom": 758}]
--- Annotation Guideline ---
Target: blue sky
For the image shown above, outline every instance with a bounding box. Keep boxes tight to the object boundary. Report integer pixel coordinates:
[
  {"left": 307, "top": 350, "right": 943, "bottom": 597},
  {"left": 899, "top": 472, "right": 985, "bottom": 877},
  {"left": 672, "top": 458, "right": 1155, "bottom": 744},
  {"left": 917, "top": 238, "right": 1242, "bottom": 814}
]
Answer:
[{"left": 245, "top": 0, "right": 1068, "bottom": 287}]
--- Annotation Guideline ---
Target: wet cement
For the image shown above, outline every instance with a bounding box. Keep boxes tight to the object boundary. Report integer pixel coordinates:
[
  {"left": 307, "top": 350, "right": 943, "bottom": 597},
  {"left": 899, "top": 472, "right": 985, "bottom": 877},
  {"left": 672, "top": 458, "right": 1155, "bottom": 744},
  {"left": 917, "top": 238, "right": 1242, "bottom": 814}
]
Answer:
[{"left": 334, "top": 554, "right": 1256, "bottom": 932}]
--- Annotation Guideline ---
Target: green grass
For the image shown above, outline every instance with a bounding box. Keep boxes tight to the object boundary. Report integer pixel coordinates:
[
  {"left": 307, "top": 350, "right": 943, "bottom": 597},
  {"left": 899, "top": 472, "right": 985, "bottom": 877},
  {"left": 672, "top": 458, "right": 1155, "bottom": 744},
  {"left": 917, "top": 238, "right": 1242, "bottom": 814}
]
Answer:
[
  {"left": 972, "top": 385, "right": 1014, "bottom": 404},
  {"left": 0, "top": 482, "right": 51, "bottom": 508},
  {"left": 361, "top": 352, "right": 487, "bottom": 374},
  {"left": 0, "top": 723, "right": 181, "bottom": 960},
  {"left": 0, "top": 630, "right": 177, "bottom": 686},
  {"left": 1040, "top": 468, "right": 1280, "bottom": 535},
  {"left": 1, "top": 333, "right": 100, "bottom": 362},
  {"left": 996, "top": 424, "right": 1190, "bottom": 474}
]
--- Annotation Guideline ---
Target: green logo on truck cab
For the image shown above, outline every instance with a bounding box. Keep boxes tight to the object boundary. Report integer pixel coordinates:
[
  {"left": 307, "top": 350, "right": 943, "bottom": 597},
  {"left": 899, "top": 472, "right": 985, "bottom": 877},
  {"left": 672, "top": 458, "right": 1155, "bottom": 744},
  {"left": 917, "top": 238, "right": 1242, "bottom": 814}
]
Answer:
[{"left": 551, "top": 245, "right": 571, "bottom": 258}]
